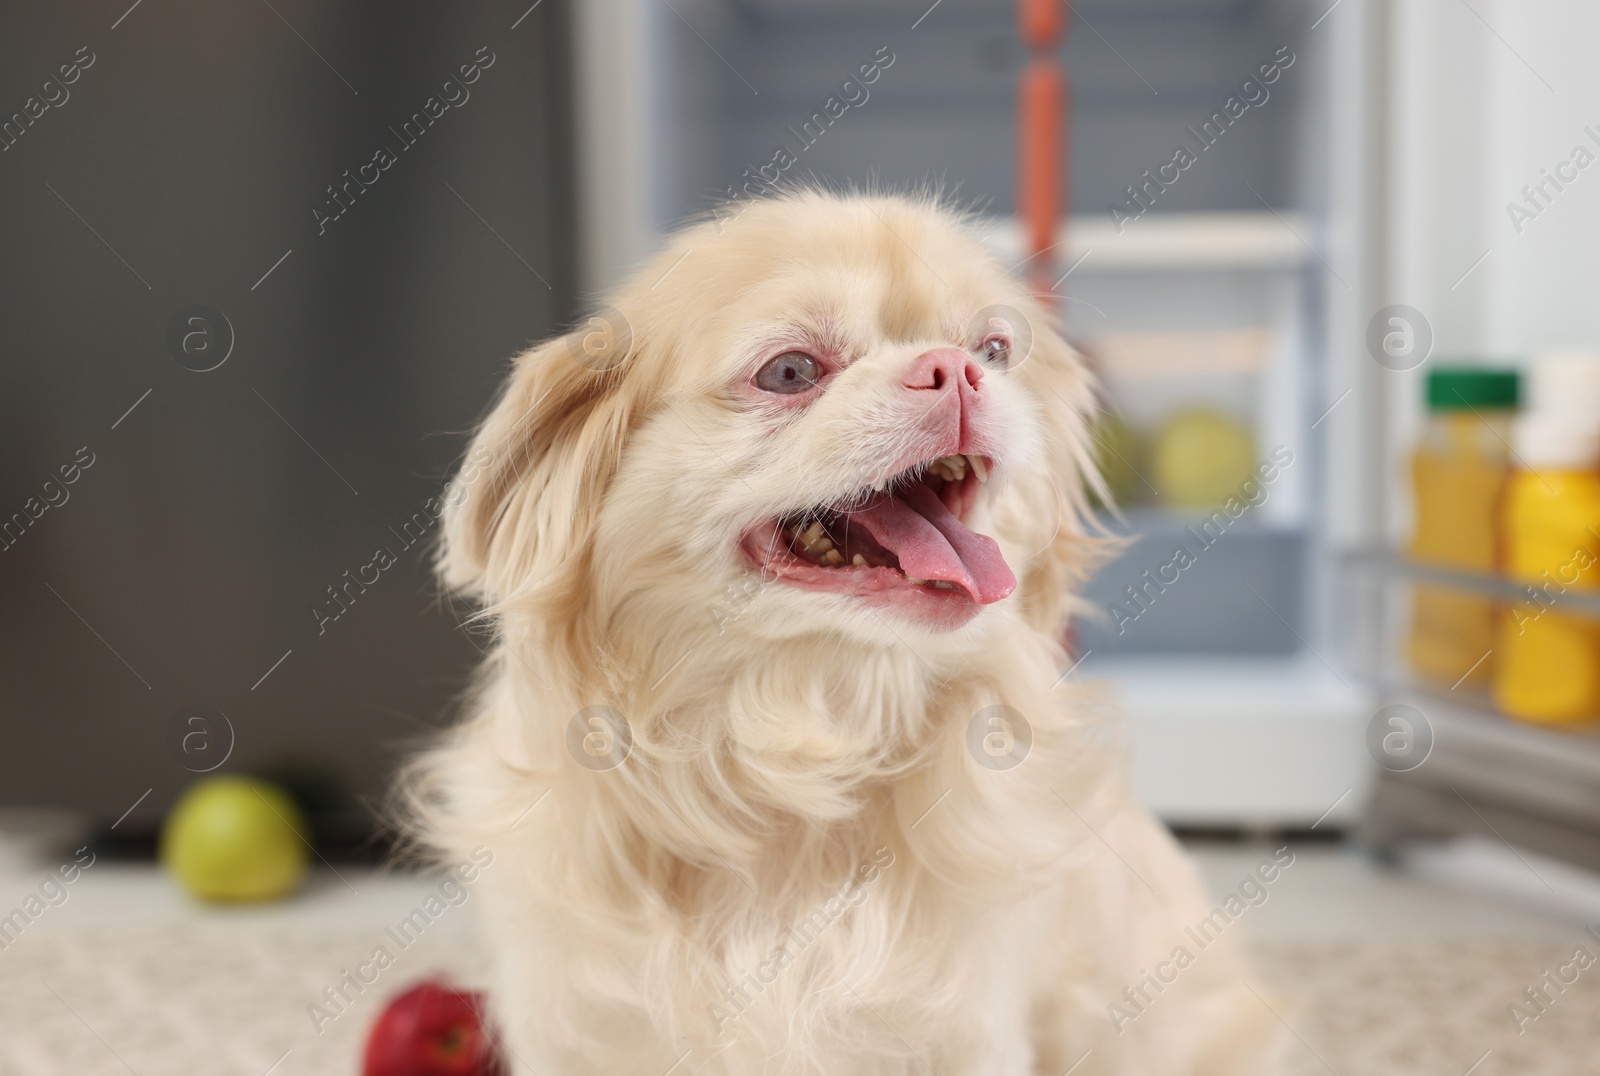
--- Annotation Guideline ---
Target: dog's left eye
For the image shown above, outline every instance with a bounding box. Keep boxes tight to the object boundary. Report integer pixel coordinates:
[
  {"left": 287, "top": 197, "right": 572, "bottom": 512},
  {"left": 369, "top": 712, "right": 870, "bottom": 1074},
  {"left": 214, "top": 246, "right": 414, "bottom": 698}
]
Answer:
[
  {"left": 754, "top": 351, "right": 822, "bottom": 394},
  {"left": 981, "top": 336, "right": 1011, "bottom": 367}
]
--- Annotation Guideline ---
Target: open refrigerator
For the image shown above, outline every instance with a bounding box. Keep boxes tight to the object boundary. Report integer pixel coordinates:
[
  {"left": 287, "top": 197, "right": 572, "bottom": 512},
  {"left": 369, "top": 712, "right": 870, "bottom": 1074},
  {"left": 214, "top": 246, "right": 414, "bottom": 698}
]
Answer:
[{"left": 567, "top": 0, "right": 1600, "bottom": 843}]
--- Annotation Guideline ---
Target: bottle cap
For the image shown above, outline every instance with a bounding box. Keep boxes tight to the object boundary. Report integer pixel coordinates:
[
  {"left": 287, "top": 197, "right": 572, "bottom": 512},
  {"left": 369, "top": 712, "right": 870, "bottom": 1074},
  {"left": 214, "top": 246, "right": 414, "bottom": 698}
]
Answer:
[
  {"left": 1525, "top": 351, "right": 1600, "bottom": 417},
  {"left": 1512, "top": 414, "right": 1600, "bottom": 468},
  {"left": 1425, "top": 366, "right": 1519, "bottom": 410}
]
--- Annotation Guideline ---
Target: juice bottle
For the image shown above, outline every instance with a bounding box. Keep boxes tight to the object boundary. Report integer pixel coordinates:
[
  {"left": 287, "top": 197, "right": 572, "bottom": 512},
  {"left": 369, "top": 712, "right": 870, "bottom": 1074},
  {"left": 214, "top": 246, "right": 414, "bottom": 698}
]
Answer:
[
  {"left": 1406, "top": 367, "right": 1518, "bottom": 686},
  {"left": 1493, "top": 356, "right": 1600, "bottom": 725}
]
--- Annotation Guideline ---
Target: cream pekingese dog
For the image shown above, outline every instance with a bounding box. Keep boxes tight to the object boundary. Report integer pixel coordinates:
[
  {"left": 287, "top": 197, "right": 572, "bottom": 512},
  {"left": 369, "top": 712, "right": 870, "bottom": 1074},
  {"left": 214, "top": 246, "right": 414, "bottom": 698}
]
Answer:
[{"left": 411, "top": 192, "right": 1282, "bottom": 1075}]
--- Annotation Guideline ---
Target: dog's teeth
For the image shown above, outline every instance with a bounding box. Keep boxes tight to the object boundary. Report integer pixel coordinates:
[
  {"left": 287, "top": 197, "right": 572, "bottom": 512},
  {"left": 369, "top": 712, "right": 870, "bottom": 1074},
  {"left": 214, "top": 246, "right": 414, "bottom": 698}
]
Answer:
[
  {"left": 905, "top": 576, "right": 925, "bottom": 585},
  {"left": 852, "top": 553, "right": 866, "bottom": 566},
  {"left": 968, "top": 455, "right": 989, "bottom": 483},
  {"left": 872, "top": 479, "right": 885, "bottom": 492},
  {"left": 820, "top": 549, "right": 844, "bottom": 566},
  {"left": 927, "top": 454, "right": 967, "bottom": 483},
  {"left": 797, "top": 521, "right": 836, "bottom": 554},
  {"left": 929, "top": 580, "right": 955, "bottom": 589}
]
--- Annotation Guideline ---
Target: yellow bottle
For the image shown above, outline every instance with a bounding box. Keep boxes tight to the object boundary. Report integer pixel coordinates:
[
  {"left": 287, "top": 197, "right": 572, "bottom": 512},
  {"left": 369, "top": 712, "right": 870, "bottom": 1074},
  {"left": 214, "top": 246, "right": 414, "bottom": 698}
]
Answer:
[
  {"left": 1407, "top": 368, "right": 1517, "bottom": 686},
  {"left": 1493, "top": 418, "right": 1600, "bottom": 725}
]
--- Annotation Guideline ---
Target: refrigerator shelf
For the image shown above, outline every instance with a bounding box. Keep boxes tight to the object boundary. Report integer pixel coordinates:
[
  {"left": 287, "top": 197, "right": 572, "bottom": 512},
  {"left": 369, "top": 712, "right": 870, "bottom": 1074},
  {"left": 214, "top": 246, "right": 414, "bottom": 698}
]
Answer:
[
  {"left": 1346, "top": 552, "right": 1600, "bottom": 872},
  {"left": 1095, "top": 504, "right": 1306, "bottom": 541},
  {"left": 980, "top": 212, "right": 1314, "bottom": 273},
  {"left": 1361, "top": 687, "right": 1600, "bottom": 873},
  {"left": 1345, "top": 550, "right": 1600, "bottom": 621}
]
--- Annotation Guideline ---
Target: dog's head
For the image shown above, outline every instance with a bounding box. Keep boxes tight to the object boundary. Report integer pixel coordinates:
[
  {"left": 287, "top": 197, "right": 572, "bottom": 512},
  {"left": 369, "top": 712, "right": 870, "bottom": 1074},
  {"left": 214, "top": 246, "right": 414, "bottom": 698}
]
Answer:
[{"left": 441, "top": 192, "right": 1103, "bottom": 663}]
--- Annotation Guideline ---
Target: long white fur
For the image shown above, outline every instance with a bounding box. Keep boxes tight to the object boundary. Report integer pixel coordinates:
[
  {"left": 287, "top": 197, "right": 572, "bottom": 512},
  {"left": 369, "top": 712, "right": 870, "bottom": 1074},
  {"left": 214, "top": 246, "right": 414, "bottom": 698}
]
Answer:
[{"left": 406, "top": 191, "right": 1284, "bottom": 1074}]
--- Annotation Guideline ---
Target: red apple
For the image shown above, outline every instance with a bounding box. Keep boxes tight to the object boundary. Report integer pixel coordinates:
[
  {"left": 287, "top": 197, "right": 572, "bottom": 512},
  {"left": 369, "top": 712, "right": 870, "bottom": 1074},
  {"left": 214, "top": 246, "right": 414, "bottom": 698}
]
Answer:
[{"left": 362, "top": 980, "right": 505, "bottom": 1076}]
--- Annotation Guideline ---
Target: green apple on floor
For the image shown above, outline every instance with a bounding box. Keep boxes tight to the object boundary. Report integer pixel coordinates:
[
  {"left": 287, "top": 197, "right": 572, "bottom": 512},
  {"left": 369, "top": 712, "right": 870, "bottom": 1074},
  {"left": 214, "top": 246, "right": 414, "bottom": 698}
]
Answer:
[{"left": 160, "top": 776, "right": 309, "bottom": 902}]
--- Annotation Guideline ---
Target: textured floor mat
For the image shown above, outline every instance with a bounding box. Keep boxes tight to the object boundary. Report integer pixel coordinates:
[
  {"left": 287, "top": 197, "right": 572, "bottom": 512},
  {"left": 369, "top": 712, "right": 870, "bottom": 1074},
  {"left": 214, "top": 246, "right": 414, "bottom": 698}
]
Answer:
[{"left": 2, "top": 930, "right": 1597, "bottom": 1074}]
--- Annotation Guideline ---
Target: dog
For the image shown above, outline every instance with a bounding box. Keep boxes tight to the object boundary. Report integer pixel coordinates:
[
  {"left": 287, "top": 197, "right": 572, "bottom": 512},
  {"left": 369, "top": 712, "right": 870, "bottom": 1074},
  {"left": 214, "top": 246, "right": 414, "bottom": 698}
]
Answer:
[{"left": 409, "top": 191, "right": 1283, "bottom": 1074}]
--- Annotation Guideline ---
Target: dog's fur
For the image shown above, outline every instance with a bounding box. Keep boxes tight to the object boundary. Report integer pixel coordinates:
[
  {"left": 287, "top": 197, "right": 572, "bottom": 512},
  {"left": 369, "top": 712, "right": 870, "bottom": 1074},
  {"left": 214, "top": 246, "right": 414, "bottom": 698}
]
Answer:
[{"left": 410, "top": 191, "right": 1282, "bottom": 1074}]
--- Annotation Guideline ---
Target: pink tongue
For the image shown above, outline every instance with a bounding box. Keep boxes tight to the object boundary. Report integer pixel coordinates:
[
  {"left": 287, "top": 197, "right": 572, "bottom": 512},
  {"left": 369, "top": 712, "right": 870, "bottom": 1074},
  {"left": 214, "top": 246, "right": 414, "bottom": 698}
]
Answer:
[{"left": 844, "top": 484, "right": 1016, "bottom": 604}]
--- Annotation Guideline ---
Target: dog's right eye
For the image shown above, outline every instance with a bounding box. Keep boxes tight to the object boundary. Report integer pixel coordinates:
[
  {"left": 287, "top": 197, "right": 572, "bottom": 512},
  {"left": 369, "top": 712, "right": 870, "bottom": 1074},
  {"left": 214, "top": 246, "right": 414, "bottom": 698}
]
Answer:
[{"left": 754, "top": 351, "right": 822, "bottom": 394}]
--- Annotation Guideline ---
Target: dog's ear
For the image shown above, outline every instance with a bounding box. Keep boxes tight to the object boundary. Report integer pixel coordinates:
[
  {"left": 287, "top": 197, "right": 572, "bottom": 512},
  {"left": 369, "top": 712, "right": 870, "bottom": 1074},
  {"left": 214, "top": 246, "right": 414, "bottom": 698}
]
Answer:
[{"left": 439, "top": 322, "right": 636, "bottom": 604}]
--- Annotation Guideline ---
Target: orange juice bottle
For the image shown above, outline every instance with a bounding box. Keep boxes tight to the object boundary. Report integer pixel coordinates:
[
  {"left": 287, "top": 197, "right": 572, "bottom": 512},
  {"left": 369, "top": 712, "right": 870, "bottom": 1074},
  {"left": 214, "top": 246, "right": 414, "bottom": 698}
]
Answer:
[
  {"left": 1493, "top": 356, "right": 1600, "bottom": 725},
  {"left": 1407, "top": 367, "right": 1518, "bottom": 686}
]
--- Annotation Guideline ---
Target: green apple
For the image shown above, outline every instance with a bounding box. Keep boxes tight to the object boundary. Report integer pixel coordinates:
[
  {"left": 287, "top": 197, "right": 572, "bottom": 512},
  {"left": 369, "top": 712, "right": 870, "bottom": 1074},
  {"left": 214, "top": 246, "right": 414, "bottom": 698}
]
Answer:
[
  {"left": 1151, "top": 409, "right": 1256, "bottom": 509},
  {"left": 1088, "top": 412, "right": 1144, "bottom": 508},
  {"left": 161, "top": 776, "right": 309, "bottom": 902}
]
